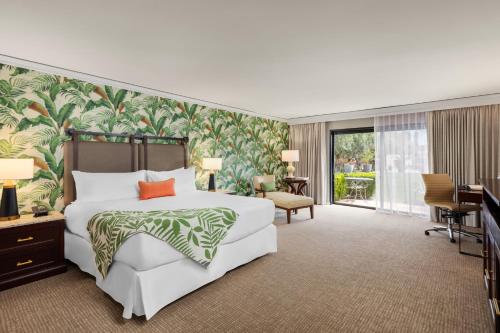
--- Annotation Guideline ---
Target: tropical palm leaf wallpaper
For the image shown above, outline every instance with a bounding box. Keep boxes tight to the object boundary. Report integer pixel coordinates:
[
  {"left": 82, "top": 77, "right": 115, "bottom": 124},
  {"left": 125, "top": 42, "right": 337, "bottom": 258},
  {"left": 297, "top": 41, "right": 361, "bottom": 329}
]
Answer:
[{"left": 0, "top": 64, "right": 289, "bottom": 212}]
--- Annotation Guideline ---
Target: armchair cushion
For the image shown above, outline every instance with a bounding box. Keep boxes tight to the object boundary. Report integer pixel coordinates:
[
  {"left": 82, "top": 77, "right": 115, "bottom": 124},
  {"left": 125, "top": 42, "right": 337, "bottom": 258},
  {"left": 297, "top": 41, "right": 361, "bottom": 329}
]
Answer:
[
  {"left": 261, "top": 181, "right": 276, "bottom": 192},
  {"left": 257, "top": 191, "right": 313, "bottom": 209},
  {"left": 253, "top": 175, "right": 276, "bottom": 191}
]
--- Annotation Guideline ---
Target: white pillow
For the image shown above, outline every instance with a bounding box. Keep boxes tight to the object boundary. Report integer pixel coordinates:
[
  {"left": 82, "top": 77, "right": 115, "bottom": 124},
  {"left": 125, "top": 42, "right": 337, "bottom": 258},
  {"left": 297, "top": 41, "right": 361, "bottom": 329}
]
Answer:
[
  {"left": 72, "top": 170, "right": 146, "bottom": 202},
  {"left": 147, "top": 167, "right": 197, "bottom": 194}
]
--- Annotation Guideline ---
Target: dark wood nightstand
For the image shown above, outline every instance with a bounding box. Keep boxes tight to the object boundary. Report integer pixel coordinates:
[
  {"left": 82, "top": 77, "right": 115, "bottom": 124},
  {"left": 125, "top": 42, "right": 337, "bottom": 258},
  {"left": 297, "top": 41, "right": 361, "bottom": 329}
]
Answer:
[{"left": 0, "top": 211, "right": 67, "bottom": 291}]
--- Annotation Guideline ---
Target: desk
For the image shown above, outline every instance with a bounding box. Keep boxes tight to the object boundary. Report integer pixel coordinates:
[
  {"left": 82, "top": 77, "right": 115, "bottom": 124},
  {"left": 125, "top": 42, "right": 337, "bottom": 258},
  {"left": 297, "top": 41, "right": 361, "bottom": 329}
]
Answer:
[
  {"left": 284, "top": 177, "right": 309, "bottom": 196},
  {"left": 458, "top": 189, "right": 482, "bottom": 204},
  {"left": 457, "top": 188, "right": 483, "bottom": 257},
  {"left": 434, "top": 189, "right": 481, "bottom": 222}
]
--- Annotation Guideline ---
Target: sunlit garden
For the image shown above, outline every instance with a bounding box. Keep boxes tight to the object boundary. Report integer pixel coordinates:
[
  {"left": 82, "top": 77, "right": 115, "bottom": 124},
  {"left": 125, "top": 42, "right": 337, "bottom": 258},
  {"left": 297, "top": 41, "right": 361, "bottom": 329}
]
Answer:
[{"left": 333, "top": 131, "right": 376, "bottom": 207}]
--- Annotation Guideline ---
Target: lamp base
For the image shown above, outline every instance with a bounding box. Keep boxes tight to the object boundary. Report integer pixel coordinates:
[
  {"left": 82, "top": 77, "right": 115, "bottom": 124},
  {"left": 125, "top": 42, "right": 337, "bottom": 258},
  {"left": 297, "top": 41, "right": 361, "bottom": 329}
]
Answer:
[
  {"left": 0, "top": 185, "right": 20, "bottom": 221},
  {"left": 0, "top": 214, "right": 20, "bottom": 221},
  {"left": 286, "top": 163, "right": 295, "bottom": 178},
  {"left": 208, "top": 173, "right": 216, "bottom": 192}
]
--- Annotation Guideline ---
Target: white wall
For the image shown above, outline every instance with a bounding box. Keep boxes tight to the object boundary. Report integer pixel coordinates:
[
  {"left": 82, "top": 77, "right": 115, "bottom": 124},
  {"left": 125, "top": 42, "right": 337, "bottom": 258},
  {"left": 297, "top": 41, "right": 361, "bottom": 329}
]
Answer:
[{"left": 325, "top": 118, "right": 374, "bottom": 204}]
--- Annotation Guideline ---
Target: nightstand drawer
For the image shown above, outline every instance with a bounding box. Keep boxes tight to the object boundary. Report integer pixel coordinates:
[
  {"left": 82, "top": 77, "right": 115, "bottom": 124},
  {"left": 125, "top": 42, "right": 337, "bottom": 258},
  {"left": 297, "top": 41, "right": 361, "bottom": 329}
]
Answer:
[
  {"left": 0, "top": 244, "right": 58, "bottom": 276},
  {"left": 0, "top": 222, "right": 61, "bottom": 251},
  {"left": 0, "top": 213, "right": 66, "bottom": 291}
]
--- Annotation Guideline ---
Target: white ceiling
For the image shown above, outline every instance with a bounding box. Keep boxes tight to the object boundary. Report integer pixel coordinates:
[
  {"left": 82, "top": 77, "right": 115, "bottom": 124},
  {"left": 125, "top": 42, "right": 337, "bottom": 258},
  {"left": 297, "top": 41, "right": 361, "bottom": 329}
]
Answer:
[{"left": 1, "top": 0, "right": 500, "bottom": 121}]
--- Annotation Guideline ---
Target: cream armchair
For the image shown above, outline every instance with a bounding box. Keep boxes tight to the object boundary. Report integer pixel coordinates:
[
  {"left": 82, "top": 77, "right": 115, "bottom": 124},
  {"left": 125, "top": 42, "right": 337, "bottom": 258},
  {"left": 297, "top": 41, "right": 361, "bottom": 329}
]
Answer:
[
  {"left": 253, "top": 175, "right": 278, "bottom": 197},
  {"left": 253, "top": 175, "right": 314, "bottom": 224}
]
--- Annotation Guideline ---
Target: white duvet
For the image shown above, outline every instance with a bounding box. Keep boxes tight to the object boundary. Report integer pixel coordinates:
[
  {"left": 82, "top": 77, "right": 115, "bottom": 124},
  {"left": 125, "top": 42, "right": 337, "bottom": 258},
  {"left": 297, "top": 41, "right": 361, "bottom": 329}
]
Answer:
[{"left": 64, "top": 191, "right": 275, "bottom": 271}]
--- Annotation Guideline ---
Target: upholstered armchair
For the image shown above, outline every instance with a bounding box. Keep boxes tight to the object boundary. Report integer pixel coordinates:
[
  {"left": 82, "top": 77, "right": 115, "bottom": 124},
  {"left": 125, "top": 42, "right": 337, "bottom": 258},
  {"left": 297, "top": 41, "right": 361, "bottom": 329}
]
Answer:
[{"left": 253, "top": 175, "right": 313, "bottom": 224}]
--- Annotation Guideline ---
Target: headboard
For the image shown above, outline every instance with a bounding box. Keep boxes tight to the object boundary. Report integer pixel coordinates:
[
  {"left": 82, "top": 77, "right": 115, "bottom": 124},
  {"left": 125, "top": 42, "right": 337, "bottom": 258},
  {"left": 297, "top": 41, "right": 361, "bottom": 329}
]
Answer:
[{"left": 63, "top": 129, "right": 188, "bottom": 205}]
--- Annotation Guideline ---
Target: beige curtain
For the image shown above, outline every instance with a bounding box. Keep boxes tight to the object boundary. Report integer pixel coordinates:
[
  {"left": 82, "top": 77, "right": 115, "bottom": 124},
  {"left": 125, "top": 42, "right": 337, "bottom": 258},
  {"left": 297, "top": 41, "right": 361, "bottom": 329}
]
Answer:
[
  {"left": 289, "top": 123, "right": 327, "bottom": 204},
  {"left": 427, "top": 104, "right": 500, "bottom": 184},
  {"left": 427, "top": 104, "right": 500, "bottom": 222}
]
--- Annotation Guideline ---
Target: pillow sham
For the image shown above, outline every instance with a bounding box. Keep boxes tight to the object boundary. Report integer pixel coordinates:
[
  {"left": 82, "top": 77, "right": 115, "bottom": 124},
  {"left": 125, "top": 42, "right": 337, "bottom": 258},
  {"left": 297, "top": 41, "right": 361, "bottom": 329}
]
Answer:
[
  {"left": 147, "top": 167, "right": 196, "bottom": 194},
  {"left": 72, "top": 170, "right": 146, "bottom": 202},
  {"left": 138, "top": 179, "right": 175, "bottom": 200}
]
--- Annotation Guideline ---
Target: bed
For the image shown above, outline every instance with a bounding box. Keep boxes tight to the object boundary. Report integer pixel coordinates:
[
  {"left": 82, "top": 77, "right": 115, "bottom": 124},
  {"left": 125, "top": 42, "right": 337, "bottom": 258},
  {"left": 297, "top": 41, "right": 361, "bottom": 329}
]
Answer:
[{"left": 62, "top": 130, "right": 277, "bottom": 319}]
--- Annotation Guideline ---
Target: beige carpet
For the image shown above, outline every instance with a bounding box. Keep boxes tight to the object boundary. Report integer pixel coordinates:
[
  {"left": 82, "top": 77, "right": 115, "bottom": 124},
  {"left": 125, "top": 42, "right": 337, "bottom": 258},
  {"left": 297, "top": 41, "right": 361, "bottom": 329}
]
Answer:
[{"left": 0, "top": 205, "right": 493, "bottom": 332}]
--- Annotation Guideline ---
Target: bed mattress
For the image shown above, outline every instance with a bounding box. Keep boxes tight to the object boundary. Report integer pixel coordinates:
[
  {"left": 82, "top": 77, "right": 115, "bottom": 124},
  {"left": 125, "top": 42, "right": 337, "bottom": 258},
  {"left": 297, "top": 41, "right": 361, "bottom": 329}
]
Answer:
[
  {"left": 64, "top": 191, "right": 275, "bottom": 271},
  {"left": 65, "top": 224, "right": 277, "bottom": 319}
]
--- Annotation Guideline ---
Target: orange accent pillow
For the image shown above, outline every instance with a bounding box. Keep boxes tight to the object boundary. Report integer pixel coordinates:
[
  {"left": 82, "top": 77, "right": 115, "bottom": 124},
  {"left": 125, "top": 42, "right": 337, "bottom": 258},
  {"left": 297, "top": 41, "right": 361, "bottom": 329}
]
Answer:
[{"left": 138, "top": 179, "right": 176, "bottom": 200}]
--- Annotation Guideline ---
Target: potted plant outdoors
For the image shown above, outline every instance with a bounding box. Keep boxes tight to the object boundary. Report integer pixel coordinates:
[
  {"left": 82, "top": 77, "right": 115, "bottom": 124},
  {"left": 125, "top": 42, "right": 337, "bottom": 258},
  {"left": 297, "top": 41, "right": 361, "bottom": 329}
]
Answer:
[
  {"left": 344, "top": 158, "right": 356, "bottom": 173},
  {"left": 360, "top": 150, "right": 374, "bottom": 172}
]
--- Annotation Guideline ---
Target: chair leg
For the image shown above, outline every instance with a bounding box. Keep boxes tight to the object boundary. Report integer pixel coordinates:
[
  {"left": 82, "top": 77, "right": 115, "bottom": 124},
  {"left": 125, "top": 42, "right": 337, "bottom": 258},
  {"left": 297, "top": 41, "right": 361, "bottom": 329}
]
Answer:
[
  {"left": 309, "top": 205, "right": 314, "bottom": 219},
  {"left": 447, "top": 217, "right": 455, "bottom": 243},
  {"left": 424, "top": 226, "right": 448, "bottom": 235},
  {"left": 286, "top": 209, "right": 291, "bottom": 224},
  {"left": 425, "top": 210, "right": 482, "bottom": 245},
  {"left": 424, "top": 212, "right": 452, "bottom": 240}
]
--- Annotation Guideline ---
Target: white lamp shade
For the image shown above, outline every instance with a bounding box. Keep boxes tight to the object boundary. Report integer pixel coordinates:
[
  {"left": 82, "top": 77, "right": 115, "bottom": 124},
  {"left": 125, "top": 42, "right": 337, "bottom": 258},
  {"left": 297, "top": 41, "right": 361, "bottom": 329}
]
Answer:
[
  {"left": 282, "top": 150, "right": 299, "bottom": 162},
  {"left": 0, "top": 158, "right": 34, "bottom": 180},
  {"left": 202, "top": 158, "right": 222, "bottom": 171}
]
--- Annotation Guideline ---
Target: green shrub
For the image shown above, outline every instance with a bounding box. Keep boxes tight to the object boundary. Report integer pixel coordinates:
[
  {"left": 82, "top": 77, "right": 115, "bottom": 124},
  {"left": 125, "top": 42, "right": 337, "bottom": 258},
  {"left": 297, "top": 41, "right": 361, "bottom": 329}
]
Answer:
[
  {"left": 334, "top": 173, "right": 347, "bottom": 201},
  {"left": 334, "top": 172, "right": 376, "bottom": 201}
]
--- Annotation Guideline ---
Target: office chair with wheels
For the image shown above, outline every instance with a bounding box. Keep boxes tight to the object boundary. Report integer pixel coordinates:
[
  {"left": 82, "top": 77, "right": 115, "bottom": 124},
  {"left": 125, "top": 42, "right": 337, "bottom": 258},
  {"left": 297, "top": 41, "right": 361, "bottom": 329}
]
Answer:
[{"left": 421, "top": 174, "right": 482, "bottom": 243}]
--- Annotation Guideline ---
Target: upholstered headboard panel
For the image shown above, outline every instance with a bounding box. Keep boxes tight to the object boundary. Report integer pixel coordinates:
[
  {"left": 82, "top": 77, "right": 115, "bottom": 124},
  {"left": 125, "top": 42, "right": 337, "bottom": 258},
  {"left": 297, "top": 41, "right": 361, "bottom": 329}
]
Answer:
[
  {"left": 138, "top": 141, "right": 188, "bottom": 171},
  {"left": 63, "top": 130, "right": 188, "bottom": 205}
]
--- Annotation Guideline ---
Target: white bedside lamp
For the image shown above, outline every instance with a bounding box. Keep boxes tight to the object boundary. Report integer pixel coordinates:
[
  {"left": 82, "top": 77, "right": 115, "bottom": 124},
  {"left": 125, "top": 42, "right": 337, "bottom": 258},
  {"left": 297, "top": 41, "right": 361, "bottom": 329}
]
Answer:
[
  {"left": 0, "top": 159, "right": 34, "bottom": 221},
  {"left": 282, "top": 150, "right": 299, "bottom": 178},
  {"left": 202, "top": 158, "right": 222, "bottom": 191}
]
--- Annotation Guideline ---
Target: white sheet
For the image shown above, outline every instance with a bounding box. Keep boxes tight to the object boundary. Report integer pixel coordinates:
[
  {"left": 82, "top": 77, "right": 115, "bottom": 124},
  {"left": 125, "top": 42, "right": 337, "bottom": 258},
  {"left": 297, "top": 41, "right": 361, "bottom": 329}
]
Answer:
[
  {"left": 65, "top": 224, "right": 277, "bottom": 319},
  {"left": 64, "top": 191, "right": 275, "bottom": 270}
]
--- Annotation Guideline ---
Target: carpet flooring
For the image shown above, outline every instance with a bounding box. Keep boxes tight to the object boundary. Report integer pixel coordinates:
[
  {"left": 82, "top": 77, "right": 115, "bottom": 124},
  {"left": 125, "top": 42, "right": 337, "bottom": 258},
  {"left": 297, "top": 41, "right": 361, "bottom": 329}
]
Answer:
[{"left": 0, "top": 205, "right": 493, "bottom": 332}]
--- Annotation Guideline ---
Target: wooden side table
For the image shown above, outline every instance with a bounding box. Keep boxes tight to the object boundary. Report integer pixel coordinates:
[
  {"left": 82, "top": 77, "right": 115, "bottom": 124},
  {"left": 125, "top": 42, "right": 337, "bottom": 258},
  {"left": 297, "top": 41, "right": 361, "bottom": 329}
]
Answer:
[
  {"left": 0, "top": 211, "right": 67, "bottom": 291},
  {"left": 284, "top": 177, "right": 309, "bottom": 196}
]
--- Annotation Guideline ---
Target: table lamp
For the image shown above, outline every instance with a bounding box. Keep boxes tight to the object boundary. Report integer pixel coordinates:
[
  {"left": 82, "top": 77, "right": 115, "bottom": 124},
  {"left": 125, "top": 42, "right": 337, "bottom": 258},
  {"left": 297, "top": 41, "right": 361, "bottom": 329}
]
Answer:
[
  {"left": 282, "top": 150, "right": 299, "bottom": 177},
  {"left": 202, "top": 158, "right": 222, "bottom": 191},
  {"left": 0, "top": 158, "right": 34, "bottom": 221}
]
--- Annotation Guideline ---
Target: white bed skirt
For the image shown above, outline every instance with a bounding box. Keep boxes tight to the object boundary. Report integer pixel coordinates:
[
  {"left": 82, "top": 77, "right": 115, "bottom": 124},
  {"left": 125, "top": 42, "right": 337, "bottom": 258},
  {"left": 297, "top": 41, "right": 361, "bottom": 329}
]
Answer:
[{"left": 65, "top": 224, "right": 277, "bottom": 319}]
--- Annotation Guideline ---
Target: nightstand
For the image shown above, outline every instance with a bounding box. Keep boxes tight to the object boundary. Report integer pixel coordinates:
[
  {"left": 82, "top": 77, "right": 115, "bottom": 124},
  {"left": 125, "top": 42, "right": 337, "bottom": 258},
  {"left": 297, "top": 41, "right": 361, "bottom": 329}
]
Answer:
[{"left": 0, "top": 211, "right": 67, "bottom": 291}]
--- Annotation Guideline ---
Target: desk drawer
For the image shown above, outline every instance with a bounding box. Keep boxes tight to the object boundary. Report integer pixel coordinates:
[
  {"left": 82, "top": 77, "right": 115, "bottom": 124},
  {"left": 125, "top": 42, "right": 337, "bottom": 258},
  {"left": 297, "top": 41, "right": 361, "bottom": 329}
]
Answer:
[
  {"left": 0, "top": 244, "right": 58, "bottom": 276},
  {"left": 0, "top": 221, "right": 62, "bottom": 251}
]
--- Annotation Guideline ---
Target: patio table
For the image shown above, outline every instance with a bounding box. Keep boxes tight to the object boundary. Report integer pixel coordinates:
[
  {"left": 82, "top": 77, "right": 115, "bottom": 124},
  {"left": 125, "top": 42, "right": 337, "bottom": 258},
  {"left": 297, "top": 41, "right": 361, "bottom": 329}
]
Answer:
[{"left": 345, "top": 177, "right": 374, "bottom": 200}]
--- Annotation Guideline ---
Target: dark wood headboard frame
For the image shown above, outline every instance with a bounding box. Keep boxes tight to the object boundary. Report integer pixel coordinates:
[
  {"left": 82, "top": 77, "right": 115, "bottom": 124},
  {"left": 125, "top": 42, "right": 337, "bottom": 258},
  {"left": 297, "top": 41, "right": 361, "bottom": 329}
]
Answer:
[{"left": 64, "top": 129, "right": 189, "bottom": 204}]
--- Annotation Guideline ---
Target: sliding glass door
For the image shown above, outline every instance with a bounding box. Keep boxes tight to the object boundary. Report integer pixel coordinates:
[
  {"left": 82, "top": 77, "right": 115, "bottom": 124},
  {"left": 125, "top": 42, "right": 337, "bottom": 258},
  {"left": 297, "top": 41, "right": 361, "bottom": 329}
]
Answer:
[{"left": 331, "top": 128, "right": 375, "bottom": 209}]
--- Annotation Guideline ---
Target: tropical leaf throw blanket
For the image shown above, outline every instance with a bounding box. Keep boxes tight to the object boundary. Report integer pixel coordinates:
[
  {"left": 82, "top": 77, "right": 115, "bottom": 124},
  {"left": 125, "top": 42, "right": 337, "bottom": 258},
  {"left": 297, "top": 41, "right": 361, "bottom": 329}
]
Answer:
[{"left": 87, "top": 208, "right": 238, "bottom": 278}]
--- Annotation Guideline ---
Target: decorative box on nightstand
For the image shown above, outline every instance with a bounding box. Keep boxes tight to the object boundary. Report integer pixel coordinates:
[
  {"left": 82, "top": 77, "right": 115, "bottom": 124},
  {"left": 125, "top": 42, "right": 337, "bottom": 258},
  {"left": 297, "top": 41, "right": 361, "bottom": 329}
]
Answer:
[{"left": 0, "top": 211, "right": 67, "bottom": 291}]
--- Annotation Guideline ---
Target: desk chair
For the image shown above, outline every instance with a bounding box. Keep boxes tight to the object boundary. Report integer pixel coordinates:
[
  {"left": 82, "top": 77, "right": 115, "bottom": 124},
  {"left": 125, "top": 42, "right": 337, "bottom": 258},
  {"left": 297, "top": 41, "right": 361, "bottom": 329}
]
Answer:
[{"left": 421, "top": 174, "right": 481, "bottom": 243}]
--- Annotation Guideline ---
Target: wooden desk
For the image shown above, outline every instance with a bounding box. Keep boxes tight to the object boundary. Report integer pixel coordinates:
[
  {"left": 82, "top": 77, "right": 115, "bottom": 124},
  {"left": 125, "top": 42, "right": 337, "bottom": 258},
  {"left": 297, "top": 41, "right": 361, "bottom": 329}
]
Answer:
[
  {"left": 458, "top": 189, "right": 482, "bottom": 204},
  {"left": 456, "top": 189, "right": 483, "bottom": 258},
  {"left": 457, "top": 188, "right": 482, "bottom": 223},
  {"left": 284, "top": 177, "right": 309, "bottom": 196}
]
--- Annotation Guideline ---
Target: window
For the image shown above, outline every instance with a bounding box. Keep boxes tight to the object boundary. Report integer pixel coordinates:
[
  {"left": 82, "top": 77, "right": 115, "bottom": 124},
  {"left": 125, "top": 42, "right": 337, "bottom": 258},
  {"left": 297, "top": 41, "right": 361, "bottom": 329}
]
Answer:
[{"left": 331, "top": 127, "right": 375, "bottom": 209}]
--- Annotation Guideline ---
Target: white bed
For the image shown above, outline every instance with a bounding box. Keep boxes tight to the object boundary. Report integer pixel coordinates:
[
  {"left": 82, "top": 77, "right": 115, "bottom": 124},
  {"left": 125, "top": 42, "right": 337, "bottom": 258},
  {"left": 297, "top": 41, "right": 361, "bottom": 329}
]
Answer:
[{"left": 64, "top": 190, "right": 277, "bottom": 319}]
